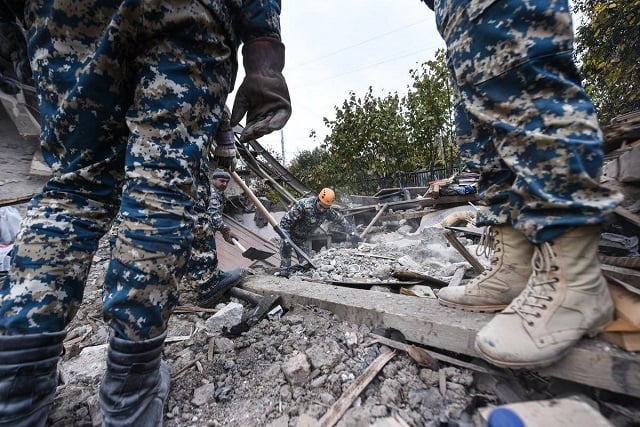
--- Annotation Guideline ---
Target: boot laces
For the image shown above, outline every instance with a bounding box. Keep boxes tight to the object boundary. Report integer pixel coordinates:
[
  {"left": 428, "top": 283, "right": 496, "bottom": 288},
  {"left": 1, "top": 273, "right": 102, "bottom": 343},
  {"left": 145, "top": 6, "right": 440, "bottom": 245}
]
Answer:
[
  {"left": 475, "top": 226, "right": 499, "bottom": 277},
  {"left": 511, "top": 242, "right": 558, "bottom": 325}
]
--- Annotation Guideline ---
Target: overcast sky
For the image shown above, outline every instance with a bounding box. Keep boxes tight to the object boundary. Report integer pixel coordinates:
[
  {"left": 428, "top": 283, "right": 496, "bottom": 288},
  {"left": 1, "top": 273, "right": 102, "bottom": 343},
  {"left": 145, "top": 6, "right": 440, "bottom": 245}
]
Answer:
[
  {"left": 229, "top": 1, "right": 583, "bottom": 165},
  {"left": 229, "top": 0, "right": 444, "bottom": 164}
]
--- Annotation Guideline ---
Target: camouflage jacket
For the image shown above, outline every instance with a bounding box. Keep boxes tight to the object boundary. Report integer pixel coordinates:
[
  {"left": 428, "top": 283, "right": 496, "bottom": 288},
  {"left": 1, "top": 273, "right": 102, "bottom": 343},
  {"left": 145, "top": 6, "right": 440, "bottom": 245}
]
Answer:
[
  {"left": 280, "top": 197, "right": 350, "bottom": 238},
  {"left": 207, "top": 186, "right": 227, "bottom": 232}
]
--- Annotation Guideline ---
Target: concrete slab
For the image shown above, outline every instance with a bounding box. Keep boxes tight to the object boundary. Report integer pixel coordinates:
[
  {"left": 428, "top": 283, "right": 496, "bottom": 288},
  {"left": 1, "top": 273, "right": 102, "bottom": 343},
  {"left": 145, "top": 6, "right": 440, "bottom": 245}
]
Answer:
[{"left": 242, "top": 275, "right": 640, "bottom": 399}]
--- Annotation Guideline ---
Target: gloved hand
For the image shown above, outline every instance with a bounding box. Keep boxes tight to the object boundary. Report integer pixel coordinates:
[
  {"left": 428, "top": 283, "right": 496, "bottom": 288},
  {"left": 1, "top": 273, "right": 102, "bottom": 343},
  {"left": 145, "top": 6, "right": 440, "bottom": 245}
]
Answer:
[
  {"left": 230, "top": 37, "right": 291, "bottom": 142},
  {"left": 212, "top": 109, "right": 237, "bottom": 170},
  {"left": 220, "top": 226, "right": 236, "bottom": 245}
]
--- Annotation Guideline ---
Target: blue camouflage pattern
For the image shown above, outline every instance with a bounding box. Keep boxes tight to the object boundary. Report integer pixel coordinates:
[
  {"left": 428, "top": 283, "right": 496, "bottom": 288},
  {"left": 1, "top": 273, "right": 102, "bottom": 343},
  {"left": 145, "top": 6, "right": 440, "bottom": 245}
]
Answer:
[
  {"left": 181, "top": 162, "right": 230, "bottom": 294},
  {"left": 208, "top": 186, "right": 228, "bottom": 233},
  {"left": 279, "top": 196, "right": 350, "bottom": 269},
  {"left": 0, "top": 0, "right": 282, "bottom": 340},
  {"left": 430, "top": 0, "right": 621, "bottom": 243}
]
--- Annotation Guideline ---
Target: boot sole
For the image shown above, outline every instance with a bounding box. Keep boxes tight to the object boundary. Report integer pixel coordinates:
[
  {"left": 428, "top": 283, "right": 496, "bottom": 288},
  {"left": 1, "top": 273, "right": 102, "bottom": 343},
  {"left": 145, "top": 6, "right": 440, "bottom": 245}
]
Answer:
[
  {"left": 437, "top": 298, "right": 507, "bottom": 313},
  {"left": 473, "top": 319, "right": 612, "bottom": 369},
  {"left": 473, "top": 339, "right": 566, "bottom": 369},
  {"left": 197, "top": 273, "right": 246, "bottom": 308}
]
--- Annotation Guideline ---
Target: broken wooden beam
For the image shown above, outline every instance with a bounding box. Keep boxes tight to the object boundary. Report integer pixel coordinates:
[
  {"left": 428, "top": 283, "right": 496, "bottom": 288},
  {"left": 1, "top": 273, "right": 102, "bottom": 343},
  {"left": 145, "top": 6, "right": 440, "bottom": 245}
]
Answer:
[
  {"left": 317, "top": 350, "right": 395, "bottom": 427},
  {"left": 359, "top": 203, "right": 390, "bottom": 239},
  {"left": 443, "top": 230, "right": 485, "bottom": 273}
]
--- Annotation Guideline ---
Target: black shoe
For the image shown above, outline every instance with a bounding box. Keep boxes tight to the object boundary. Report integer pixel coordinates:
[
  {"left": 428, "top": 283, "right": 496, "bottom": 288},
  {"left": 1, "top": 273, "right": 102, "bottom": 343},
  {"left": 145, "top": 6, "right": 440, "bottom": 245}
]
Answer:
[
  {"left": 197, "top": 268, "right": 246, "bottom": 308},
  {"left": 275, "top": 268, "right": 290, "bottom": 279}
]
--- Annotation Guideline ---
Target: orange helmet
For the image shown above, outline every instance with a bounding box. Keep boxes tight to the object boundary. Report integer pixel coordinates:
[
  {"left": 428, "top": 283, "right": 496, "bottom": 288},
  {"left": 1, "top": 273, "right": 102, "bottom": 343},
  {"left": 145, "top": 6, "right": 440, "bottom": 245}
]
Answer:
[{"left": 318, "top": 188, "right": 335, "bottom": 206}]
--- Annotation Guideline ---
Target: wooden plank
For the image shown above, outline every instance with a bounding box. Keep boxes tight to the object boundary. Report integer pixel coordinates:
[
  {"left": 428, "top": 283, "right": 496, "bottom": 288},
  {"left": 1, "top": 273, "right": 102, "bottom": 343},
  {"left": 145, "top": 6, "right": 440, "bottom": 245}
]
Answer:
[
  {"left": 345, "top": 194, "right": 479, "bottom": 216},
  {"left": 318, "top": 351, "right": 395, "bottom": 427},
  {"left": 392, "top": 268, "right": 448, "bottom": 288},
  {"left": 0, "top": 96, "right": 40, "bottom": 137},
  {"left": 448, "top": 266, "right": 467, "bottom": 288},
  {"left": 359, "top": 203, "right": 389, "bottom": 239},
  {"left": 243, "top": 276, "right": 640, "bottom": 398},
  {"left": 614, "top": 206, "right": 640, "bottom": 228},
  {"left": 0, "top": 193, "right": 37, "bottom": 207},
  {"left": 444, "top": 226, "right": 484, "bottom": 238},
  {"left": 377, "top": 210, "right": 430, "bottom": 222},
  {"left": 444, "top": 230, "right": 485, "bottom": 273}
]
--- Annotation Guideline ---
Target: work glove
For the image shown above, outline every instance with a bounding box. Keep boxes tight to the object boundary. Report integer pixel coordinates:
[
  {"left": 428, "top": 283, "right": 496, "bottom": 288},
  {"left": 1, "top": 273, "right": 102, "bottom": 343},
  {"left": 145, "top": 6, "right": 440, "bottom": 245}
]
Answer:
[
  {"left": 212, "top": 109, "right": 237, "bottom": 171},
  {"left": 220, "top": 226, "right": 236, "bottom": 245},
  {"left": 230, "top": 37, "right": 291, "bottom": 142}
]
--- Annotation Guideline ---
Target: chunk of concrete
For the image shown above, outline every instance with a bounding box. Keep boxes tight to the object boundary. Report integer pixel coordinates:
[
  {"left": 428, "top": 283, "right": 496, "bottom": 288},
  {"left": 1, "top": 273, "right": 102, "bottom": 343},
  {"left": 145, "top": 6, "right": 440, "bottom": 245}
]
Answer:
[
  {"left": 59, "top": 344, "right": 108, "bottom": 384},
  {"left": 282, "top": 353, "right": 310, "bottom": 386},
  {"left": 205, "top": 302, "right": 243, "bottom": 335}
]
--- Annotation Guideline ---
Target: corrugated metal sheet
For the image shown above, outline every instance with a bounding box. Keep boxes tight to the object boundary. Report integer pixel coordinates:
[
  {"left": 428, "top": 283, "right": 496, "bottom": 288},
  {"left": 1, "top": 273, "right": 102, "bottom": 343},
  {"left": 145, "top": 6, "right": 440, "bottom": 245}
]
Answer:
[{"left": 216, "top": 214, "right": 280, "bottom": 270}]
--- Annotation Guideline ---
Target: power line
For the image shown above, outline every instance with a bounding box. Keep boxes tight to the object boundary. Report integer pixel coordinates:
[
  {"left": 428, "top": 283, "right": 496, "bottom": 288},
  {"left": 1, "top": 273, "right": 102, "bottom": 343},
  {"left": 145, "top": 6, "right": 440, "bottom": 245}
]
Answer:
[
  {"left": 298, "top": 45, "right": 439, "bottom": 87},
  {"left": 287, "top": 18, "right": 430, "bottom": 71}
]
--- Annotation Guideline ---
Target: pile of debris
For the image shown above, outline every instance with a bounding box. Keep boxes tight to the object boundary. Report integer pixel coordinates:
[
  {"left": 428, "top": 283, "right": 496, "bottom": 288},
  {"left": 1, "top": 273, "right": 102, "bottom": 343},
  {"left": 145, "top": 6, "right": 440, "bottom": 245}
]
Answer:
[
  {"left": 46, "top": 224, "right": 640, "bottom": 427},
  {"left": 45, "top": 235, "right": 490, "bottom": 427}
]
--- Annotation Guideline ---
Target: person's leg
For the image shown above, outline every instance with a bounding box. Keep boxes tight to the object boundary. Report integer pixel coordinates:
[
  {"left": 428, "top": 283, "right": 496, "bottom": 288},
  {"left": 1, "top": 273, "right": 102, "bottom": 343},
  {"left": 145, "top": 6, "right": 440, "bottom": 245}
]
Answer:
[
  {"left": 0, "top": 1, "right": 129, "bottom": 423},
  {"left": 435, "top": 0, "right": 620, "bottom": 241},
  {"left": 279, "top": 239, "right": 294, "bottom": 276},
  {"left": 437, "top": 225, "right": 533, "bottom": 311},
  {"left": 102, "top": 0, "right": 235, "bottom": 338},
  {"left": 184, "top": 166, "right": 245, "bottom": 307},
  {"left": 435, "top": 0, "right": 621, "bottom": 367},
  {"left": 183, "top": 165, "right": 220, "bottom": 296},
  {"left": 434, "top": 0, "right": 533, "bottom": 311},
  {"left": 97, "top": 2, "right": 235, "bottom": 424}
]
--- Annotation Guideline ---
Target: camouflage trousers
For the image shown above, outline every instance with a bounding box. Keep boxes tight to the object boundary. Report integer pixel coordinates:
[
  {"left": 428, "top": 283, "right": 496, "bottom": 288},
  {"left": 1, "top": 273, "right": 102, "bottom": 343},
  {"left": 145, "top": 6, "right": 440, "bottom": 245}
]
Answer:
[
  {"left": 181, "top": 167, "right": 222, "bottom": 294},
  {"left": 0, "top": 0, "right": 235, "bottom": 340},
  {"left": 434, "top": 0, "right": 621, "bottom": 243},
  {"left": 279, "top": 234, "right": 311, "bottom": 271}
]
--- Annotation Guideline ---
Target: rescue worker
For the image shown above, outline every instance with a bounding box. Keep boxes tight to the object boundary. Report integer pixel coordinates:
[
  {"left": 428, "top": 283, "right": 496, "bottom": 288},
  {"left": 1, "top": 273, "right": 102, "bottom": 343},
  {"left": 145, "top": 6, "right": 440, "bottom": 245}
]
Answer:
[
  {"left": 425, "top": 0, "right": 622, "bottom": 368},
  {"left": 0, "top": 1, "right": 290, "bottom": 426},
  {"left": 186, "top": 165, "right": 246, "bottom": 309},
  {"left": 278, "top": 188, "right": 354, "bottom": 278}
]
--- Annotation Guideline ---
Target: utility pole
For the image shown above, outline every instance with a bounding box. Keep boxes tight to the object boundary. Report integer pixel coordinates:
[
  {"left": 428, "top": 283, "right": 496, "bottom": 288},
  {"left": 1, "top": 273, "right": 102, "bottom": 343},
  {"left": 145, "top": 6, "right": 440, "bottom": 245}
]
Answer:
[{"left": 280, "top": 129, "right": 285, "bottom": 165}]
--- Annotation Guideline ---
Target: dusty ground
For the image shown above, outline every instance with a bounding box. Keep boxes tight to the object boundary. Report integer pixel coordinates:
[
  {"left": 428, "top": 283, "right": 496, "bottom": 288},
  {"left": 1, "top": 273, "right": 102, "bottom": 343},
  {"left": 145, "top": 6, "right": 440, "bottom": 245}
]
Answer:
[
  {"left": 30, "top": 224, "right": 638, "bottom": 427},
  {"left": 45, "top": 233, "right": 494, "bottom": 427}
]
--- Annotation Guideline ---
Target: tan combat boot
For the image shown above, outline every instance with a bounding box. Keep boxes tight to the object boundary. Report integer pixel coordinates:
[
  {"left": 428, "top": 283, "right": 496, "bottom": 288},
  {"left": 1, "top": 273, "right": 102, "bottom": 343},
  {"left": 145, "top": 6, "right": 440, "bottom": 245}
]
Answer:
[
  {"left": 474, "top": 226, "right": 613, "bottom": 368},
  {"left": 437, "top": 225, "right": 534, "bottom": 312}
]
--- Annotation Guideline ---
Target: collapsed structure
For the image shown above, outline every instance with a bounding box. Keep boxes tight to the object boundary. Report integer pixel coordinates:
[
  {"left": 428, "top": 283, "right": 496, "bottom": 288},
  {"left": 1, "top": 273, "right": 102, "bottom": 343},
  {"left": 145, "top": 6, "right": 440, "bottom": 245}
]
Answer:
[{"left": 2, "top": 88, "right": 640, "bottom": 425}]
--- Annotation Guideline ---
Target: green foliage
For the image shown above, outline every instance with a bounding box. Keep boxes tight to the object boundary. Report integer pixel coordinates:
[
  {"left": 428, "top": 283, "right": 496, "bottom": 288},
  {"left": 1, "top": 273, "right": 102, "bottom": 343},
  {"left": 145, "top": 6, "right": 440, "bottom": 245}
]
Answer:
[
  {"left": 573, "top": 0, "right": 640, "bottom": 123},
  {"left": 303, "top": 49, "right": 457, "bottom": 194},
  {"left": 287, "top": 146, "right": 333, "bottom": 193},
  {"left": 321, "top": 87, "right": 409, "bottom": 192},
  {"left": 405, "top": 50, "right": 457, "bottom": 172}
]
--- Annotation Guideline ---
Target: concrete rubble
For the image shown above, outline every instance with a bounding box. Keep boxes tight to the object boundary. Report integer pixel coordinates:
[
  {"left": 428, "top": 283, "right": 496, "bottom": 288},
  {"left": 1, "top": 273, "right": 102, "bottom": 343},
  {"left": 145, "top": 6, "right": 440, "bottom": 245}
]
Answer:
[{"left": 33, "top": 205, "right": 638, "bottom": 426}]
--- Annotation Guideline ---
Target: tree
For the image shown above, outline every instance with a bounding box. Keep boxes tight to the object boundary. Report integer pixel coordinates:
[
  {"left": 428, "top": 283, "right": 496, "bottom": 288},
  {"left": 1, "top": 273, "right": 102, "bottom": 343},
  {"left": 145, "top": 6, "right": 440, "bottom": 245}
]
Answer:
[
  {"left": 289, "top": 50, "right": 457, "bottom": 194},
  {"left": 322, "top": 87, "right": 408, "bottom": 192},
  {"left": 404, "top": 49, "right": 457, "bottom": 173},
  {"left": 287, "top": 146, "right": 333, "bottom": 193},
  {"left": 573, "top": 0, "right": 640, "bottom": 123}
]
